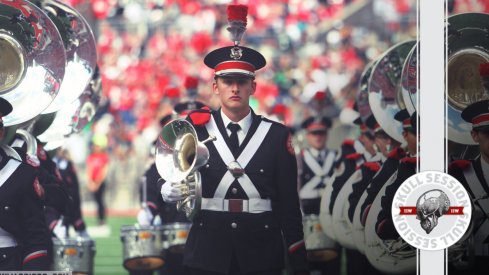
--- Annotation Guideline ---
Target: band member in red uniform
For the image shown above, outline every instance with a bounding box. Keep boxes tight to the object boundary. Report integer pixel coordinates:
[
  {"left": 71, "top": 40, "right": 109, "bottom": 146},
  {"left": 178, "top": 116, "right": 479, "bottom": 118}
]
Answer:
[
  {"left": 0, "top": 98, "right": 50, "bottom": 271},
  {"left": 160, "top": 5, "right": 308, "bottom": 274}
]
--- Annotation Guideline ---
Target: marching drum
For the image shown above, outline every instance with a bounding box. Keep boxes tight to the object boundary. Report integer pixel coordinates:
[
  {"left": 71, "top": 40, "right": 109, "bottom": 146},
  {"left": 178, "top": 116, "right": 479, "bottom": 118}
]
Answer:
[
  {"left": 162, "top": 223, "right": 192, "bottom": 254},
  {"left": 52, "top": 237, "right": 96, "bottom": 275},
  {"left": 120, "top": 225, "right": 165, "bottom": 271},
  {"left": 303, "top": 214, "right": 338, "bottom": 262}
]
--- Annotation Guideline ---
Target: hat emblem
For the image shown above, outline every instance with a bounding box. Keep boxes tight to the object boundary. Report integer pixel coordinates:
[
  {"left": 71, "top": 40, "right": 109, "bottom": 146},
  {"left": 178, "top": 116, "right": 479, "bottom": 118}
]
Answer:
[{"left": 230, "top": 46, "right": 243, "bottom": 60}]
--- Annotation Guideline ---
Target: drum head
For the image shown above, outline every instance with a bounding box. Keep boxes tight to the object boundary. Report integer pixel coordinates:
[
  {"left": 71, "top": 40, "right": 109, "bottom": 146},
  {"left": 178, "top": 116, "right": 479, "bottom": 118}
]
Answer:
[{"left": 124, "top": 257, "right": 165, "bottom": 271}]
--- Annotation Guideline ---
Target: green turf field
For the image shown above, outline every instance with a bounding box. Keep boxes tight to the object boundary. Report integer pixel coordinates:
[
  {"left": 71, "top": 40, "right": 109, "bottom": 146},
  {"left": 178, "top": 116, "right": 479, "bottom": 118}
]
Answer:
[{"left": 85, "top": 216, "right": 136, "bottom": 275}]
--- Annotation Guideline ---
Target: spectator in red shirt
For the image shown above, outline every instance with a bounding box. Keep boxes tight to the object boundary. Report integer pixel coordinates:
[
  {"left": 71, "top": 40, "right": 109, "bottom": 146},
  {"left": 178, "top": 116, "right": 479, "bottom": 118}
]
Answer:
[{"left": 86, "top": 142, "right": 110, "bottom": 225}]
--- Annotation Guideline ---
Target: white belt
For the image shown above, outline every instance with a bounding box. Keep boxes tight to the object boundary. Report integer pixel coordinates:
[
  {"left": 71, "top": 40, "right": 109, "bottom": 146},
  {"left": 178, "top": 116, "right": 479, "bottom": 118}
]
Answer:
[
  {"left": 0, "top": 227, "right": 17, "bottom": 248},
  {"left": 201, "top": 198, "right": 272, "bottom": 213}
]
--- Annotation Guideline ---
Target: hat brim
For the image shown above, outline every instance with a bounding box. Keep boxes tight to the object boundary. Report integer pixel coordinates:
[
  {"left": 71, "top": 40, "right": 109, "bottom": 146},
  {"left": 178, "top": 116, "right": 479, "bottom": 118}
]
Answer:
[{"left": 0, "top": 98, "right": 13, "bottom": 117}]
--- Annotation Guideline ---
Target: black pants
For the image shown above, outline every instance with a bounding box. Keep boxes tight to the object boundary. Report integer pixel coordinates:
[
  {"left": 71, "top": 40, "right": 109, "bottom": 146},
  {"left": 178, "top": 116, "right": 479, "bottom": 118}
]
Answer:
[
  {"left": 188, "top": 252, "right": 281, "bottom": 275},
  {"left": 92, "top": 182, "right": 106, "bottom": 223}
]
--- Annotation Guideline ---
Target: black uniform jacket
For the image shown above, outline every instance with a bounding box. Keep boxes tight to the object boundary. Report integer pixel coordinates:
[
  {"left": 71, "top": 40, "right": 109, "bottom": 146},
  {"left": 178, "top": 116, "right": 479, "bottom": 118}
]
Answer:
[
  {"left": 347, "top": 161, "right": 381, "bottom": 222},
  {"left": 359, "top": 147, "right": 405, "bottom": 226},
  {"left": 298, "top": 148, "right": 336, "bottom": 215},
  {"left": 448, "top": 156, "right": 489, "bottom": 274},
  {"left": 0, "top": 151, "right": 50, "bottom": 271},
  {"left": 376, "top": 156, "right": 417, "bottom": 240},
  {"left": 328, "top": 151, "right": 364, "bottom": 214},
  {"left": 143, "top": 162, "right": 189, "bottom": 224},
  {"left": 183, "top": 109, "right": 307, "bottom": 274}
]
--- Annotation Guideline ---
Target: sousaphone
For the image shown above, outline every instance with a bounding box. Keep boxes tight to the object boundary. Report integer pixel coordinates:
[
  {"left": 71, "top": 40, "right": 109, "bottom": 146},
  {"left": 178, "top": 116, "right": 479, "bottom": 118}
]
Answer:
[
  {"left": 39, "top": 0, "right": 97, "bottom": 114},
  {"left": 38, "top": 66, "right": 101, "bottom": 150},
  {"left": 368, "top": 40, "right": 416, "bottom": 143},
  {"left": 445, "top": 12, "right": 489, "bottom": 269},
  {"left": 364, "top": 172, "right": 416, "bottom": 274},
  {"left": 0, "top": 0, "right": 65, "bottom": 126},
  {"left": 155, "top": 119, "right": 215, "bottom": 220},
  {"left": 363, "top": 40, "right": 417, "bottom": 274},
  {"left": 356, "top": 59, "right": 379, "bottom": 122}
]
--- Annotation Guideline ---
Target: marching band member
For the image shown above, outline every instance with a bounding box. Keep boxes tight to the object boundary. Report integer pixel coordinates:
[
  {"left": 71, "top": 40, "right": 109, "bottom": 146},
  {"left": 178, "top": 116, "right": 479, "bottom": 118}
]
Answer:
[
  {"left": 297, "top": 117, "right": 340, "bottom": 274},
  {"left": 448, "top": 99, "right": 489, "bottom": 274},
  {"left": 160, "top": 4, "right": 308, "bottom": 274},
  {"left": 375, "top": 110, "right": 418, "bottom": 241},
  {"left": 0, "top": 98, "right": 50, "bottom": 271},
  {"left": 53, "top": 148, "right": 90, "bottom": 238}
]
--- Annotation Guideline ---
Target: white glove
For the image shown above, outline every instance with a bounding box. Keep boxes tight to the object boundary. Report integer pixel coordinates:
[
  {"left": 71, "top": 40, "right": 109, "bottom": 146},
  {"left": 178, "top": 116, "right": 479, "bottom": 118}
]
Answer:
[
  {"left": 160, "top": 181, "right": 185, "bottom": 202},
  {"left": 76, "top": 229, "right": 90, "bottom": 239},
  {"left": 52, "top": 219, "right": 67, "bottom": 239},
  {"left": 26, "top": 154, "right": 40, "bottom": 168},
  {"left": 137, "top": 207, "right": 154, "bottom": 226}
]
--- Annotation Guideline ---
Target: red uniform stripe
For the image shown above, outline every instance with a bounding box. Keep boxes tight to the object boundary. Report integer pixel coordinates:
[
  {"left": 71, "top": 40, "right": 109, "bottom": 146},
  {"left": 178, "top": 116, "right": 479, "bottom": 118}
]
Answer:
[{"left": 215, "top": 61, "right": 255, "bottom": 73}]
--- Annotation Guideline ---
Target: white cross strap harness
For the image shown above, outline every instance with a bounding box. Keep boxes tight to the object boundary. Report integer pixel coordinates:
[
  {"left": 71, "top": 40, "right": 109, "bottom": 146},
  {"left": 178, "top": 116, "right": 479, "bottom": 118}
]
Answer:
[
  {"left": 0, "top": 159, "right": 21, "bottom": 248},
  {"left": 464, "top": 163, "right": 489, "bottom": 256},
  {"left": 202, "top": 116, "right": 272, "bottom": 213},
  {"left": 300, "top": 149, "right": 335, "bottom": 199}
]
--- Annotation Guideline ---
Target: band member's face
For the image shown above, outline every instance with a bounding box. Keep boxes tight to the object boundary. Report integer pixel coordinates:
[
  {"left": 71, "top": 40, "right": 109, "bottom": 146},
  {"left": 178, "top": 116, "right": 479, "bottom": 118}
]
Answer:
[
  {"left": 471, "top": 130, "right": 489, "bottom": 160},
  {"left": 403, "top": 130, "right": 417, "bottom": 155},
  {"left": 374, "top": 136, "right": 391, "bottom": 157},
  {"left": 213, "top": 76, "right": 256, "bottom": 113},
  {"left": 360, "top": 134, "right": 376, "bottom": 155},
  {"left": 306, "top": 130, "right": 327, "bottom": 150}
]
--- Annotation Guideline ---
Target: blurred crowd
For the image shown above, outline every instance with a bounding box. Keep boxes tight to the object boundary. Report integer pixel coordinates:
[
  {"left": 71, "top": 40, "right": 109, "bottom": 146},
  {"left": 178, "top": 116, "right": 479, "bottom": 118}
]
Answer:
[{"left": 59, "top": 0, "right": 483, "bottom": 210}]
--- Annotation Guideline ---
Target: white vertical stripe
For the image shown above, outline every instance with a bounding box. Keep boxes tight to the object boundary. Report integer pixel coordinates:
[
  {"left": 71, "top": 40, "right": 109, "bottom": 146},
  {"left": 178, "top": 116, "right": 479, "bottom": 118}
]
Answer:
[{"left": 419, "top": 0, "right": 446, "bottom": 274}]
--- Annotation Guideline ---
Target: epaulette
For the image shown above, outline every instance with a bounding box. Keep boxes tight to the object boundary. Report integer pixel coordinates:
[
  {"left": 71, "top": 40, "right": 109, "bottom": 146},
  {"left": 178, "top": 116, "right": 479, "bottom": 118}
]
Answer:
[
  {"left": 362, "top": 162, "right": 381, "bottom": 172},
  {"left": 188, "top": 106, "right": 211, "bottom": 126},
  {"left": 387, "top": 147, "right": 406, "bottom": 160},
  {"left": 346, "top": 153, "right": 363, "bottom": 160},
  {"left": 448, "top": 159, "right": 471, "bottom": 171},
  {"left": 342, "top": 139, "right": 355, "bottom": 147},
  {"left": 400, "top": 157, "right": 417, "bottom": 164}
]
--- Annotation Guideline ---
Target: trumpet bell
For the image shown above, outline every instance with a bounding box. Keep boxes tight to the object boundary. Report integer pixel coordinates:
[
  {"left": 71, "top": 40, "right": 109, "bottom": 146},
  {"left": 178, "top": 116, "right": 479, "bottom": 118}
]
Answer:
[
  {"left": 0, "top": 0, "right": 66, "bottom": 126},
  {"left": 447, "top": 13, "right": 489, "bottom": 145},
  {"left": 368, "top": 40, "right": 416, "bottom": 143},
  {"left": 156, "top": 119, "right": 209, "bottom": 183},
  {"left": 40, "top": 0, "right": 97, "bottom": 114}
]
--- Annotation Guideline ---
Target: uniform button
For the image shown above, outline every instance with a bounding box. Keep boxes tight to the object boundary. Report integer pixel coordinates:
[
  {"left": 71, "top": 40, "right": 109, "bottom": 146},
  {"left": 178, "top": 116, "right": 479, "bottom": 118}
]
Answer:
[
  {"left": 260, "top": 169, "right": 264, "bottom": 173},
  {"left": 264, "top": 225, "right": 269, "bottom": 229},
  {"left": 2, "top": 254, "right": 6, "bottom": 258},
  {"left": 231, "top": 188, "right": 238, "bottom": 194},
  {"left": 199, "top": 222, "right": 203, "bottom": 226},
  {"left": 231, "top": 222, "right": 237, "bottom": 228},
  {"left": 205, "top": 164, "right": 210, "bottom": 168},
  {"left": 4, "top": 206, "right": 8, "bottom": 211}
]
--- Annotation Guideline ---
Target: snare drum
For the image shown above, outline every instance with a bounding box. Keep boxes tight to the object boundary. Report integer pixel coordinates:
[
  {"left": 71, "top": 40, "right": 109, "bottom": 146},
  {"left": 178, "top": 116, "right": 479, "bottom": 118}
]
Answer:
[
  {"left": 162, "top": 223, "right": 192, "bottom": 254},
  {"left": 303, "top": 214, "right": 338, "bottom": 262},
  {"left": 120, "top": 225, "right": 165, "bottom": 271},
  {"left": 52, "top": 237, "right": 96, "bottom": 275}
]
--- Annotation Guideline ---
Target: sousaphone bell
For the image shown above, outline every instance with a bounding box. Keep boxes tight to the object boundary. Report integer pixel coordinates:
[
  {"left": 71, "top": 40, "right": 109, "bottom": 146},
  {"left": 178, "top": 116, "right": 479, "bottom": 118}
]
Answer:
[
  {"left": 38, "top": 0, "right": 97, "bottom": 114},
  {"left": 0, "top": 0, "right": 66, "bottom": 126}
]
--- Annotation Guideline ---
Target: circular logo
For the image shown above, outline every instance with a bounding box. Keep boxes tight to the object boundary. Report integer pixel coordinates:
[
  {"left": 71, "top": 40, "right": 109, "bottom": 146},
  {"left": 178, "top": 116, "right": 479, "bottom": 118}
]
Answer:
[{"left": 392, "top": 170, "right": 472, "bottom": 250}]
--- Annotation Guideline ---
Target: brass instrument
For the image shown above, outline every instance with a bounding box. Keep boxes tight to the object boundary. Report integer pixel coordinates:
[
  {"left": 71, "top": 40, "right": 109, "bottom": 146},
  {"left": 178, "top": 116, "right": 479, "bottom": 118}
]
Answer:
[
  {"left": 38, "top": 0, "right": 97, "bottom": 114},
  {"left": 363, "top": 40, "right": 417, "bottom": 274},
  {"left": 155, "top": 119, "right": 215, "bottom": 220},
  {"left": 0, "top": 0, "right": 66, "bottom": 126}
]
